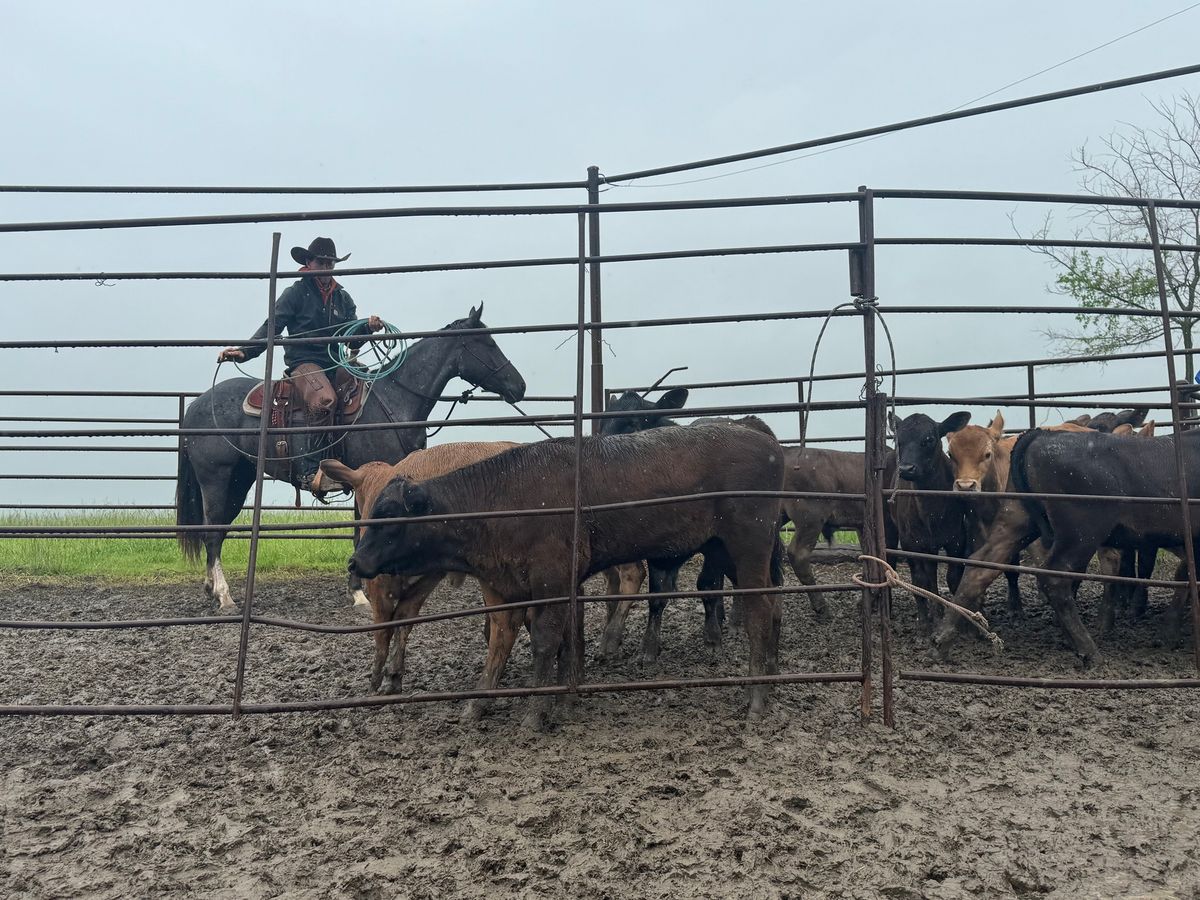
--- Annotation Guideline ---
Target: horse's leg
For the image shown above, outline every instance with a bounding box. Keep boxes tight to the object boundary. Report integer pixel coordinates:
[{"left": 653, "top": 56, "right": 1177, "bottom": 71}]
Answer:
[{"left": 200, "top": 463, "right": 254, "bottom": 613}]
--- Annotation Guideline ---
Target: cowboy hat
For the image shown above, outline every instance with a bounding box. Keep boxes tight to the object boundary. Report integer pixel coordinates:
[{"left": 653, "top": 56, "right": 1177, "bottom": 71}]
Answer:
[{"left": 290, "top": 237, "right": 351, "bottom": 266}]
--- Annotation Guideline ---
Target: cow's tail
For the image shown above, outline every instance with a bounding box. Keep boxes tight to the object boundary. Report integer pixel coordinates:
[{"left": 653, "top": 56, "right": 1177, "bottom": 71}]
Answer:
[
  {"left": 1009, "top": 428, "right": 1053, "bottom": 545},
  {"left": 176, "top": 444, "right": 205, "bottom": 563},
  {"left": 770, "top": 533, "right": 786, "bottom": 587}
]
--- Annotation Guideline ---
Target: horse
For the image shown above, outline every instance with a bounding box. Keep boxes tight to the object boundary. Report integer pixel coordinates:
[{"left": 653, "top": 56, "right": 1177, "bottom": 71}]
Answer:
[{"left": 175, "top": 304, "right": 528, "bottom": 611}]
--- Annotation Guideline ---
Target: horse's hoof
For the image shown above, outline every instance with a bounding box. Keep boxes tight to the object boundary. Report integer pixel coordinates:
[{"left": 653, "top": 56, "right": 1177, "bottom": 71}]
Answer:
[
  {"left": 378, "top": 675, "right": 402, "bottom": 695},
  {"left": 217, "top": 603, "right": 239, "bottom": 617}
]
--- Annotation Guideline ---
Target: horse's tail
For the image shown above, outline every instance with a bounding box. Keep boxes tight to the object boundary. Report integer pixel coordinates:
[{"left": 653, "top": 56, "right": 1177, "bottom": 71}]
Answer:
[{"left": 176, "top": 443, "right": 204, "bottom": 562}]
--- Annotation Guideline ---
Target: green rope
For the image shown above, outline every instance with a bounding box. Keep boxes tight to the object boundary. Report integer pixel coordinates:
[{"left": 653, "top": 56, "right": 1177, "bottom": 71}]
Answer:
[{"left": 327, "top": 318, "right": 408, "bottom": 385}]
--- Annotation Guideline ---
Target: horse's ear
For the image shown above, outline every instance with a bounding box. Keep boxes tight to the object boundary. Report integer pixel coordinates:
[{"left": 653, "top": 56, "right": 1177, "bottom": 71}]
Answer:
[
  {"left": 657, "top": 388, "right": 689, "bottom": 410},
  {"left": 467, "top": 303, "right": 483, "bottom": 326}
]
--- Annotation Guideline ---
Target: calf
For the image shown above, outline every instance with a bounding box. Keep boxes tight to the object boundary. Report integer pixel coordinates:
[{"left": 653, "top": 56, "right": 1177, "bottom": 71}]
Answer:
[
  {"left": 785, "top": 445, "right": 897, "bottom": 616},
  {"left": 889, "top": 411, "right": 974, "bottom": 628},
  {"left": 598, "top": 389, "right": 783, "bottom": 662},
  {"left": 945, "top": 411, "right": 1023, "bottom": 612},
  {"left": 1008, "top": 427, "right": 1199, "bottom": 662},
  {"left": 319, "top": 441, "right": 519, "bottom": 695},
  {"left": 349, "top": 424, "right": 786, "bottom": 729},
  {"left": 937, "top": 418, "right": 1159, "bottom": 654}
]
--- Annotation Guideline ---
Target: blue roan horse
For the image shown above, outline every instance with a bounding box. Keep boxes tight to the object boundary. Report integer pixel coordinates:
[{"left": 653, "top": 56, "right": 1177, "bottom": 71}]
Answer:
[{"left": 176, "top": 304, "right": 527, "bottom": 611}]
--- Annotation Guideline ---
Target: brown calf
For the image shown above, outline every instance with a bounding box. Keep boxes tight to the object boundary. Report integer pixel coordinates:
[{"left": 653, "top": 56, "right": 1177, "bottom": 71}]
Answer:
[{"left": 319, "top": 441, "right": 519, "bottom": 694}]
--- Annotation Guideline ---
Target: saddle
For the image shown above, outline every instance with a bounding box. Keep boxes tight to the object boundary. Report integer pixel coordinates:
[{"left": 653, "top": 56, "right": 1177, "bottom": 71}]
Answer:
[{"left": 242, "top": 369, "right": 369, "bottom": 460}]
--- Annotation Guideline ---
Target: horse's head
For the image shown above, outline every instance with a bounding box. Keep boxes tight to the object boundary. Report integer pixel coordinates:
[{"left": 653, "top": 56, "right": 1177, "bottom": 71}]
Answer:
[{"left": 446, "top": 303, "right": 527, "bottom": 404}]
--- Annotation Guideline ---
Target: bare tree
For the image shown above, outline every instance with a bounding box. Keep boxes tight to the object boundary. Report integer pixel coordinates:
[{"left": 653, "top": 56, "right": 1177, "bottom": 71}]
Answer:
[{"left": 1027, "top": 94, "right": 1200, "bottom": 381}]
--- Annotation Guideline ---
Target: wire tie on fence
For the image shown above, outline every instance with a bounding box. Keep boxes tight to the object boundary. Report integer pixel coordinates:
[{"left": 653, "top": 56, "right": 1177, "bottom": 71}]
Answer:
[{"left": 853, "top": 554, "right": 1004, "bottom": 651}]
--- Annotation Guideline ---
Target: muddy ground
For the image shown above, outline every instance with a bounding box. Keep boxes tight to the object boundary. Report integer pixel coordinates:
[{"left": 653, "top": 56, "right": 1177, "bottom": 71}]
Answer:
[{"left": 2, "top": 561, "right": 1199, "bottom": 899}]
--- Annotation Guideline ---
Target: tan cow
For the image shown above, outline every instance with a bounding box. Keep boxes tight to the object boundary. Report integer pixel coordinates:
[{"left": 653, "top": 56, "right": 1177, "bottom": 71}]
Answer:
[{"left": 318, "top": 442, "right": 520, "bottom": 697}]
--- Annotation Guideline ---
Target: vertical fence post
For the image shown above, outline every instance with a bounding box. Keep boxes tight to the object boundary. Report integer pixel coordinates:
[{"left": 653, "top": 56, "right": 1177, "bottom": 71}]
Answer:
[
  {"left": 1026, "top": 364, "right": 1036, "bottom": 430},
  {"left": 853, "top": 185, "right": 883, "bottom": 721},
  {"left": 1147, "top": 202, "right": 1200, "bottom": 673},
  {"left": 871, "top": 392, "right": 894, "bottom": 727},
  {"left": 232, "top": 233, "right": 282, "bottom": 717},
  {"left": 796, "top": 379, "right": 806, "bottom": 441},
  {"left": 566, "top": 212, "right": 587, "bottom": 688},
  {"left": 587, "top": 166, "right": 605, "bottom": 435}
]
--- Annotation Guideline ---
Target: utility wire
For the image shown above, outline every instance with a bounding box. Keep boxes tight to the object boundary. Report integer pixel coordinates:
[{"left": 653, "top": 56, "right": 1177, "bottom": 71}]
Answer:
[{"left": 603, "top": 3, "right": 1200, "bottom": 190}]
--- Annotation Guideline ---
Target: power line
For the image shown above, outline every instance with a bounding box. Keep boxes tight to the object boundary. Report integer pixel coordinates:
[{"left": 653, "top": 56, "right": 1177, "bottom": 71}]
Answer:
[{"left": 604, "top": 4, "right": 1200, "bottom": 190}]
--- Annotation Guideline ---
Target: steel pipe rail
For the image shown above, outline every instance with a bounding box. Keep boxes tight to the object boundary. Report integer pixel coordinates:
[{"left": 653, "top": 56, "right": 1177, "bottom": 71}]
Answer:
[
  {"left": 899, "top": 672, "right": 1200, "bottom": 690},
  {"left": 887, "top": 548, "right": 1188, "bottom": 590}
]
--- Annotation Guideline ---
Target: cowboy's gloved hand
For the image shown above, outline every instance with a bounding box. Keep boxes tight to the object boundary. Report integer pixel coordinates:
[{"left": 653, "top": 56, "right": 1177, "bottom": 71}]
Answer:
[
  {"left": 218, "top": 347, "right": 245, "bottom": 363},
  {"left": 367, "top": 316, "right": 384, "bottom": 332}
]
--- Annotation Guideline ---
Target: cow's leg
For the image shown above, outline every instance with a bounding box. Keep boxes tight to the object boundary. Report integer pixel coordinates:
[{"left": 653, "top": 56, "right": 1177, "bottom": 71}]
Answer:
[
  {"left": 738, "top": 562, "right": 776, "bottom": 716},
  {"left": 697, "top": 555, "right": 727, "bottom": 650},
  {"left": 787, "top": 515, "right": 828, "bottom": 616},
  {"left": 462, "top": 585, "right": 526, "bottom": 723},
  {"left": 378, "top": 574, "right": 445, "bottom": 695},
  {"left": 1038, "top": 543, "right": 1102, "bottom": 665},
  {"left": 1164, "top": 559, "right": 1192, "bottom": 649},
  {"left": 1133, "top": 547, "right": 1156, "bottom": 619},
  {"left": 641, "top": 564, "right": 677, "bottom": 666},
  {"left": 368, "top": 577, "right": 397, "bottom": 691},
  {"left": 200, "top": 464, "right": 255, "bottom": 613},
  {"left": 1004, "top": 553, "right": 1023, "bottom": 616},
  {"left": 904, "top": 556, "right": 939, "bottom": 631},
  {"left": 934, "top": 500, "right": 1038, "bottom": 651},
  {"left": 599, "top": 562, "right": 645, "bottom": 661},
  {"left": 1097, "top": 547, "right": 1126, "bottom": 635},
  {"left": 523, "top": 600, "right": 568, "bottom": 732}
]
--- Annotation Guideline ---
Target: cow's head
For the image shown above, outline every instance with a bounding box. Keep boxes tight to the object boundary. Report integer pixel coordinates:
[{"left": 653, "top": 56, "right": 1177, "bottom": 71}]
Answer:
[
  {"left": 946, "top": 410, "right": 1004, "bottom": 492},
  {"left": 318, "top": 459, "right": 398, "bottom": 536},
  {"left": 347, "top": 477, "right": 440, "bottom": 580},
  {"left": 889, "top": 410, "right": 971, "bottom": 482},
  {"left": 599, "top": 388, "right": 688, "bottom": 436}
]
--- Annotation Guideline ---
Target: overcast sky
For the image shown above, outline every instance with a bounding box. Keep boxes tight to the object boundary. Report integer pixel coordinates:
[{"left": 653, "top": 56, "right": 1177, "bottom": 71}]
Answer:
[{"left": 3, "top": 1, "right": 1200, "bottom": 507}]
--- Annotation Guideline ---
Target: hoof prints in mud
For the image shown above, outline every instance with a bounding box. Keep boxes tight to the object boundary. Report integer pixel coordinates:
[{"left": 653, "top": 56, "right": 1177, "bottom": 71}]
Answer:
[{"left": 1, "top": 563, "right": 1199, "bottom": 898}]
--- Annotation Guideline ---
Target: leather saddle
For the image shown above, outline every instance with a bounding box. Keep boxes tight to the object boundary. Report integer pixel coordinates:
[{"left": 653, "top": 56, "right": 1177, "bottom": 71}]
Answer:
[{"left": 242, "top": 369, "right": 370, "bottom": 460}]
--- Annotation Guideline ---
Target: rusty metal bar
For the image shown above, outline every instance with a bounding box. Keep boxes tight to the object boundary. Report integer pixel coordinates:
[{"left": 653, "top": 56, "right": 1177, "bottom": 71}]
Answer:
[
  {"left": 0, "top": 672, "right": 865, "bottom": 718},
  {"left": 855, "top": 186, "right": 877, "bottom": 722},
  {"left": 566, "top": 211, "right": 587, "bottom": 689},
  {"left": 0, "top": 179, "right": 588, "bottom": 194},
  {"left": 900, "top": 672, "right": 1200, "bottom": 689},
  {"left": 888, "top": 548, "right": 1187, "bottom": 589},
  {"left": 587, "top": 165, "right": 605, "bottom": 435},
  {"left": 231, "top": 234, "right": 281, "bottom": 717},
  {"left": 605, "top": 63, "right": 1200, "bottom": 182},
  {"left": 1148, "top": 203, "right": 1200, "bottom": 674},
  {"left": 0, "top": 582, "right": 862, "bottom": 635},
  {"left": 614, "top": 347, "right": 1189, "bottom": 394},
  {"left": 1026, "top": 365, "right": 1037, "bottom": 430},
  {"left": 0, "top": 192, "right": 861, "bottom": 234}
]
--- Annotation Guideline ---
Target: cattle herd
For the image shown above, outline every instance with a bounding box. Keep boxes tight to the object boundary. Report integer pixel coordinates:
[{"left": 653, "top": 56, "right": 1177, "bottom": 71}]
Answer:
[{"left": 276, "top": 389, "right": 1194, "bottom": 729}]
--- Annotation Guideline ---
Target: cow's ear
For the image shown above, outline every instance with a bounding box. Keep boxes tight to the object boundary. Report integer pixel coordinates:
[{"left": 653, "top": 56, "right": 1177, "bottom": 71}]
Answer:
[
  {"left": 1140, "top": 421, "right": 1157, "bottom": 437},
  {"left": 319, "top": 459, "right": 361, "bottom": 491},
  {"left": 401, "top": 482, "right": 432, "bottom": 517},
  {"left": 1071, "top": 414, "right": 1092, "bottom": 426},
  {"left": 1113, "top": 424, "right": 1133, "bottom": 436},
  {"left": 606, "top": 393, "right": 619, "bottom": 410},
  {"left": 657, "top": 388, "right": 689, "bottom": 410},
  {"left": 940, "top": 411, "right": 971, "bottom": 436},
  {"left": 987, "top": 410, "right": 1005, "bottom": 437},
  {"left": 887, "top": 410, "right": 900, "bottom": 434}
]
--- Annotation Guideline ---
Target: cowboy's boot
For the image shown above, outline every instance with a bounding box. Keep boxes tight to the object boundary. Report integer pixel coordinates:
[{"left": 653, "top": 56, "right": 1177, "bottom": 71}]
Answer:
[{"left": 292, "top": 412, "right": 326, "bottom": 495}]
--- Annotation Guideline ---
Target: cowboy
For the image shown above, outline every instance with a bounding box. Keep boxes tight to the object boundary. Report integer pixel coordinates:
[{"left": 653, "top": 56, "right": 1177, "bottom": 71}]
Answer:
[{"left": 218, "top": 237, "right": 384, "bottom": 491}]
